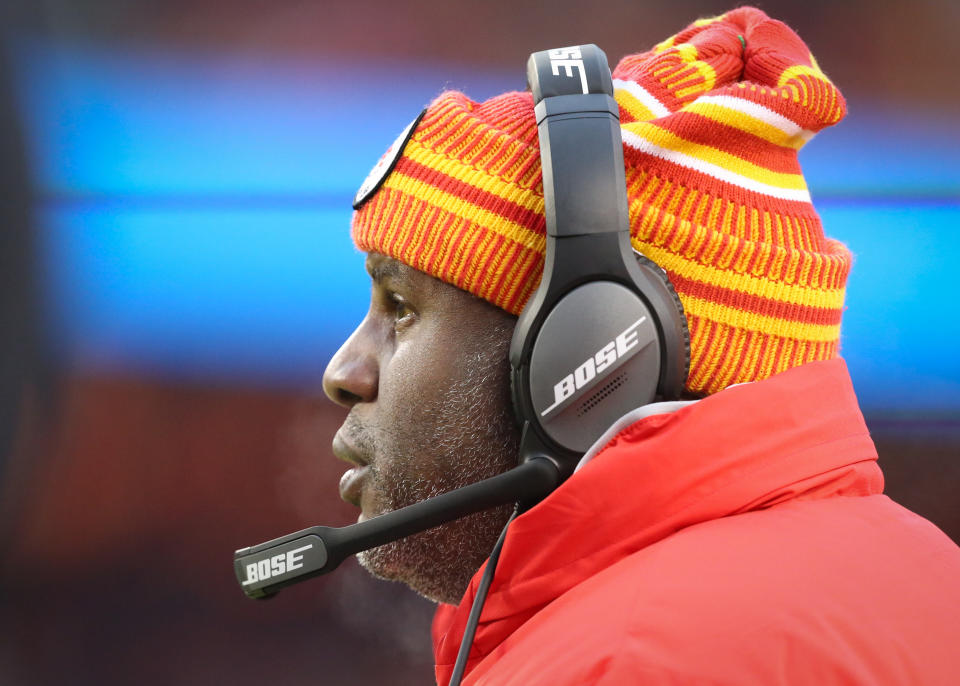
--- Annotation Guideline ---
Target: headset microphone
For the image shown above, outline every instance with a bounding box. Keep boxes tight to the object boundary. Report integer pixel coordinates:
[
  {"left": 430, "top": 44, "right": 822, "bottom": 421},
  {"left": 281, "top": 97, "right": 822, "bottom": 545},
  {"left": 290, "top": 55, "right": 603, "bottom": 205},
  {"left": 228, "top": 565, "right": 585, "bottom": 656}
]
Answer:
[{"left": 234, "top": 456, "right": 559, "bottom": 599}]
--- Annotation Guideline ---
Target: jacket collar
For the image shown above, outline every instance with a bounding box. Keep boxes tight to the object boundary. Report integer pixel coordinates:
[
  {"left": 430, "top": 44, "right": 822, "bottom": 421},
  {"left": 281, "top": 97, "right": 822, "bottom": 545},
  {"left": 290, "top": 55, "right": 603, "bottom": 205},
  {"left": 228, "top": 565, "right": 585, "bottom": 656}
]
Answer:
[{"left": 433, "top": 358, "right": 882, "bottom": 683}]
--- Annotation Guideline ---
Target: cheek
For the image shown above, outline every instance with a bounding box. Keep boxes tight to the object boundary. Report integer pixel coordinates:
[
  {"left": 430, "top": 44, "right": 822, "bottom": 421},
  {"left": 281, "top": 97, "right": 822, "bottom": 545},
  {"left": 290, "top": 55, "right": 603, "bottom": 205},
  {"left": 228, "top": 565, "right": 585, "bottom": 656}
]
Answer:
[
  {"left": 367, "top": 331, "right": 459, "bottom": 482},
  {"left": 378, "top": 324, "right": 460, "bottom": 419}
]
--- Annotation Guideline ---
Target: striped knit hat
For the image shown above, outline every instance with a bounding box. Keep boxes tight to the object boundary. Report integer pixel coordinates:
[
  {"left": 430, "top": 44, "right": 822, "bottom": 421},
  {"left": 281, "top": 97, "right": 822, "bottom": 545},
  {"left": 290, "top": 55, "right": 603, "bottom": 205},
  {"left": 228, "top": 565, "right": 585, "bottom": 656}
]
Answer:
[{"left": 351, "top": 6, "right": 849, "bottom": 396}]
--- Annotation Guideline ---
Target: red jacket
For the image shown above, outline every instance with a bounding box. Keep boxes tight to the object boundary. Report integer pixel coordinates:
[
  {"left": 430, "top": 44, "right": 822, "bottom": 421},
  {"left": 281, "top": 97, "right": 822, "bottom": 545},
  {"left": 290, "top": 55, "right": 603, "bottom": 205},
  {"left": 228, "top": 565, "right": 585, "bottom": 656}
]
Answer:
[{"left": 433, "top": 359, "right": 960, "bottom": 685}]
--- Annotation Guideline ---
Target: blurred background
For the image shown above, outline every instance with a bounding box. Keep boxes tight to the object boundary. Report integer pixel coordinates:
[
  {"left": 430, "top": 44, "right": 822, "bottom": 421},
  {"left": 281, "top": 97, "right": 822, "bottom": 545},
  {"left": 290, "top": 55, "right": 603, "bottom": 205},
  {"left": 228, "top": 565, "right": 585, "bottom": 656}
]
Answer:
[{"left": 0, "top": 0, "right": 957, "bottom": 684}]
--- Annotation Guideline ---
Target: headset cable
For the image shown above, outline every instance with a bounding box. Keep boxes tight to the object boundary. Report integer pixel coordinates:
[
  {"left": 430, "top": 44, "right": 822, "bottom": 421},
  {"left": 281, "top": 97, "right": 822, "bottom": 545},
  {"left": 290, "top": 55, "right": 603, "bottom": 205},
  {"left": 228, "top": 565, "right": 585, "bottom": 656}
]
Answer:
[{"left": 448, "top": 503, "right": 520, "bottom": 686}]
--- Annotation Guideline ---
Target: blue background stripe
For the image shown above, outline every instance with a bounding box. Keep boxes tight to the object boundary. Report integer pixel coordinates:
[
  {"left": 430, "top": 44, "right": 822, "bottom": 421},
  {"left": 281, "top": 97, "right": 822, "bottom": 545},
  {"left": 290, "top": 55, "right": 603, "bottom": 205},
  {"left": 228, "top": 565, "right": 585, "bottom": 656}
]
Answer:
[{"left": 13, "top": 39, "right": 960, "bottom": 411}]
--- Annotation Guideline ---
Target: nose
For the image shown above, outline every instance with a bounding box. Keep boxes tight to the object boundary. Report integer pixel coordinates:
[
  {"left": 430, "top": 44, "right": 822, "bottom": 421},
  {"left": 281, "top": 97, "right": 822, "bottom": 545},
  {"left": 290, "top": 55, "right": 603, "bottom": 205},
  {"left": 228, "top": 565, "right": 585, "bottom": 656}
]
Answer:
[{"left": 322, "top": 320, "right": 379, "bottom": 408}]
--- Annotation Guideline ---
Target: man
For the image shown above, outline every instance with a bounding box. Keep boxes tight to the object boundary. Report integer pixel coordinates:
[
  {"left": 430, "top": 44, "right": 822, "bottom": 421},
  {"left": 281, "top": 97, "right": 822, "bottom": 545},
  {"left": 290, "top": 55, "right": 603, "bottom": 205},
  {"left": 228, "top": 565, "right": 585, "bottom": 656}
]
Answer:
[{"left": 323, "top": 7, "right": 960, "bottom": 685}]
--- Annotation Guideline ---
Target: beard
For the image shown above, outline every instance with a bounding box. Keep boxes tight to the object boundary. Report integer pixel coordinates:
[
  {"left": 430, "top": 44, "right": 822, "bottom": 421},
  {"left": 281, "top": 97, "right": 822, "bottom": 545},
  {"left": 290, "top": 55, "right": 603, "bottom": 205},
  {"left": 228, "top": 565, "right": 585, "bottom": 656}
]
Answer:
[{"left": 353, "top": 318, "right": 520, "bottom": 605}]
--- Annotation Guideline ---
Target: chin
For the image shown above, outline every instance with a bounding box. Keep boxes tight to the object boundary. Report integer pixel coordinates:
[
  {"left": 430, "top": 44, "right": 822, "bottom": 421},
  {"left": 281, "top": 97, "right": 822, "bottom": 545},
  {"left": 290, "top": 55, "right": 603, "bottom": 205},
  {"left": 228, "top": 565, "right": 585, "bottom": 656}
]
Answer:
[{"left": 356, "top": 535, "right": 475, "bottom": 605}]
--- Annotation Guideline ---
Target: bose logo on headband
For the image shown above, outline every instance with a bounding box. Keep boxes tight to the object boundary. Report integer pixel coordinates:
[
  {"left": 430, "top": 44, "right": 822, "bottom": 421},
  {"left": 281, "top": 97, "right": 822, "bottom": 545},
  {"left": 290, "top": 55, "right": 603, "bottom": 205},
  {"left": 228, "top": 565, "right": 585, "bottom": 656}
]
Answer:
[
  {"left": 541, "top": 317, "right": 646, "bottom": 418},
  {"left": 548, "top": 47, "right": 589, "bottom": 94}
]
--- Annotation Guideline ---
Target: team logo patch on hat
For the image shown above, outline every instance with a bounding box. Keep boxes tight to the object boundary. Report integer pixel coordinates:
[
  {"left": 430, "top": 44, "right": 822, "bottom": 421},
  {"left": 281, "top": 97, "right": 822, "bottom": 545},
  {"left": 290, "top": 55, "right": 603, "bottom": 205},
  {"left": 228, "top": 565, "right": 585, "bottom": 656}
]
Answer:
[{"left": 353, "top": 110, "right": 425, "bottom": 210}]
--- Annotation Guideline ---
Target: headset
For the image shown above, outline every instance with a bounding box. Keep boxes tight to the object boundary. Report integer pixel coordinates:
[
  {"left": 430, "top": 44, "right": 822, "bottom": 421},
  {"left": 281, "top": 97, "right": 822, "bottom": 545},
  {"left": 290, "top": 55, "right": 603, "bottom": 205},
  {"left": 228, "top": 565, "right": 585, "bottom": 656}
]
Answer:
[{"left": 232, "top": 45, "right": 689, "bottom": 664}]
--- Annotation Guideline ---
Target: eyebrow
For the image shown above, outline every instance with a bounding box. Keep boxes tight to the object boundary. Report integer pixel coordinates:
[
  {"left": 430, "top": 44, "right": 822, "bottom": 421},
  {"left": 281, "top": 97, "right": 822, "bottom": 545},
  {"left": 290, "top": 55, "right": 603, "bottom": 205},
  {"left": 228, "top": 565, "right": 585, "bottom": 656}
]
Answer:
[{"left": 366, "top": 257, "right": 405, "bottom": 285}]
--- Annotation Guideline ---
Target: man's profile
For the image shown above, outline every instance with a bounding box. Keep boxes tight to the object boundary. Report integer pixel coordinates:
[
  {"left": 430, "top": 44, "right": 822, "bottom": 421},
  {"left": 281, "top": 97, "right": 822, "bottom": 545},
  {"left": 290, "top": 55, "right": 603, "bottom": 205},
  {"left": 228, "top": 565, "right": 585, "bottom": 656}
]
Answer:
[
  {"left": 325, "top": 254, "right": 520, "bottom": 603},
  {"left": 319, "top": 6, "right": 960, "bottom": 684}
]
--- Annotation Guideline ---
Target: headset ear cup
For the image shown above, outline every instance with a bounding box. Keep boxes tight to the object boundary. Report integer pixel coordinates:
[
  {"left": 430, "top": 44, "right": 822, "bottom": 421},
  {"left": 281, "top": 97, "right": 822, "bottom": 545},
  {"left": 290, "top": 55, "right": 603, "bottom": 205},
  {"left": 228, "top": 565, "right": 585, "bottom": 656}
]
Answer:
[{"left": 633, "top": 252, "right": 691, "bottom": 394}]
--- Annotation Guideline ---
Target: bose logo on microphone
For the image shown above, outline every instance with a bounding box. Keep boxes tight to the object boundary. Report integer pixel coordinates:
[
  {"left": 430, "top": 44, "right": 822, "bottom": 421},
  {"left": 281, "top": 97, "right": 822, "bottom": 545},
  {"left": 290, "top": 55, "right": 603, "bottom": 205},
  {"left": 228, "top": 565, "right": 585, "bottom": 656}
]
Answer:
[
  {"left": 548, "top": 46, "right": 589, "bottom": 94},
  {"left": 241, "top": 543, "right": 313, "bottom": 586},
  {"left": 541, "top": 317, "right": 646, "bottom": 417}
]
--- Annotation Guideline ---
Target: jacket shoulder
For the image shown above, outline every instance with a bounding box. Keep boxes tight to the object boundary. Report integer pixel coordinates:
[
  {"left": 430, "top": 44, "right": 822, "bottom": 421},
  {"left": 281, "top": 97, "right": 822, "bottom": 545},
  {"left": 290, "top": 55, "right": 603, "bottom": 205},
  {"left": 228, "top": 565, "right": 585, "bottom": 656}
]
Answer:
[{"left": 472, "top": 495, "right": 960, "bottom": 685}]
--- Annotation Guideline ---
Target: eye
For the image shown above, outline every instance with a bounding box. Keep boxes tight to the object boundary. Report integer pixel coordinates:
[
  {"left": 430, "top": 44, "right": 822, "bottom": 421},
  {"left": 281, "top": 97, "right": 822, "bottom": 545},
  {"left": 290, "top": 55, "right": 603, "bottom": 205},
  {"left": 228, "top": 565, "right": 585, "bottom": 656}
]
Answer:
[{"left": 388, "top": 292, "right": 416, "bottom": 328}]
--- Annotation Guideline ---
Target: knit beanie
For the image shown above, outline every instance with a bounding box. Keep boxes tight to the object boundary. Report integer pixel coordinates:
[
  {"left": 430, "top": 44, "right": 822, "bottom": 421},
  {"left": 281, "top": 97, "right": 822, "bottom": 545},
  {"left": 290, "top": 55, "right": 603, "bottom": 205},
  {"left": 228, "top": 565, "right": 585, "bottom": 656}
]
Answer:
[{"left": 351, "top": 6, "right": 849, "bottom": 396}]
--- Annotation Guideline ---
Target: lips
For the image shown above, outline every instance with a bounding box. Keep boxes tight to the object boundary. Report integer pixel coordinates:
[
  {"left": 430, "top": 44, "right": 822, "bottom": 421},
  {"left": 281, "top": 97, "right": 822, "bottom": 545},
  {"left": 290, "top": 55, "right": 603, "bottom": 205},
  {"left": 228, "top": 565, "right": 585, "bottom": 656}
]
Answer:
[
  {"left": 338, "top": 466, "right": 369, "bottom": 507},
  {"left": 332, "top": 430, "right": 371, "bottom": 508}
]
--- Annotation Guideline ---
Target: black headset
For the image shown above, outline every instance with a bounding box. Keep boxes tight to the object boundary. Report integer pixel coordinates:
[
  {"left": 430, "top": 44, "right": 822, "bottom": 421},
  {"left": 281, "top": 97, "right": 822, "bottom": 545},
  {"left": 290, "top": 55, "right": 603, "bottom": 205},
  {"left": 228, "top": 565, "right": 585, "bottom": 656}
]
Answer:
[
  {"left": 233, "top": 45, "right": 689, "bottom": 612},
  {"left": 511, "top": 44, "right": 688, "bottom": 477}
]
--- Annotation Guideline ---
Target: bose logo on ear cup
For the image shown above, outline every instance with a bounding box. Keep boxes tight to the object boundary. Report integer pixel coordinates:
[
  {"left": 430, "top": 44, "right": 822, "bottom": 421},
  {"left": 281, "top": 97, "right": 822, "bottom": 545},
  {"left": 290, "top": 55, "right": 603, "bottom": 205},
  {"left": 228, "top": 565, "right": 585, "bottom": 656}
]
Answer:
[
  {"left": 548, "top": 46, "right": 589, "bottom": 94},
  {"left": 541, "top": 317, "right": 647, "bottom": 417}
]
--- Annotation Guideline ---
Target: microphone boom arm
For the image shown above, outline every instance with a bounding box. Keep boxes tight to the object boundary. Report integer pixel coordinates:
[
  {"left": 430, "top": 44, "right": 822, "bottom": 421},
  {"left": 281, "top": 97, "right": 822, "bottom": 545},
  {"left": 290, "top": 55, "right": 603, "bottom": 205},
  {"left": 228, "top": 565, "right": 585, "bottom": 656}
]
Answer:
[{"left": 234, "top": 456, "right": 560, "bottom": 599}]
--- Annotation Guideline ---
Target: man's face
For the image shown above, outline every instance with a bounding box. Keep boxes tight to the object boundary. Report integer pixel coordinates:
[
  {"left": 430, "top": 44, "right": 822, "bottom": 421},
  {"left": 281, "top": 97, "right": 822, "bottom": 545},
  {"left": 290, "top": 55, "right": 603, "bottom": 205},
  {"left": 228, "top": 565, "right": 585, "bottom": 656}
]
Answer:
[{"left": 322, "top": 253, "right": 520, "bottom": 604}]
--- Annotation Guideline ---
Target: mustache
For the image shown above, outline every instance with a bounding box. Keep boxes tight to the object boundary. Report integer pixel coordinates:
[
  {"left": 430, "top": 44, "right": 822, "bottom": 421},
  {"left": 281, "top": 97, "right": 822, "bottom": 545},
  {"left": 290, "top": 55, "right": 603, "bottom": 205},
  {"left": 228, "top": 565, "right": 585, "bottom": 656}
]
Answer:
[{"left": 338, "top": 412, "right": 378, "bottom": 461}]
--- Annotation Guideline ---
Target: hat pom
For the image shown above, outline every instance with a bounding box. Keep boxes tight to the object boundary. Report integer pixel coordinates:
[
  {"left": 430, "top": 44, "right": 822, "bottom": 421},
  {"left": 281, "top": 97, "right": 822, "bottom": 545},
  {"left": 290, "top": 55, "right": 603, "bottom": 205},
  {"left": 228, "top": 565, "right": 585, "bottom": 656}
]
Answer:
[{"left": 613, "top": 6, "right": 845, "bottom": 137}]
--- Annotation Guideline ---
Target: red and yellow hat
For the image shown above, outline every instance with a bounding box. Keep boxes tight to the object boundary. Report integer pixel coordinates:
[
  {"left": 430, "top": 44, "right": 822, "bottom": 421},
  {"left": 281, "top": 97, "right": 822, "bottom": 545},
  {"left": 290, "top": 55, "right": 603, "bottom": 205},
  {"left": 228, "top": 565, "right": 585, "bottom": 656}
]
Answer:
[{"left": 351, "top": 6, "right": 850, "bottom": 396}]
